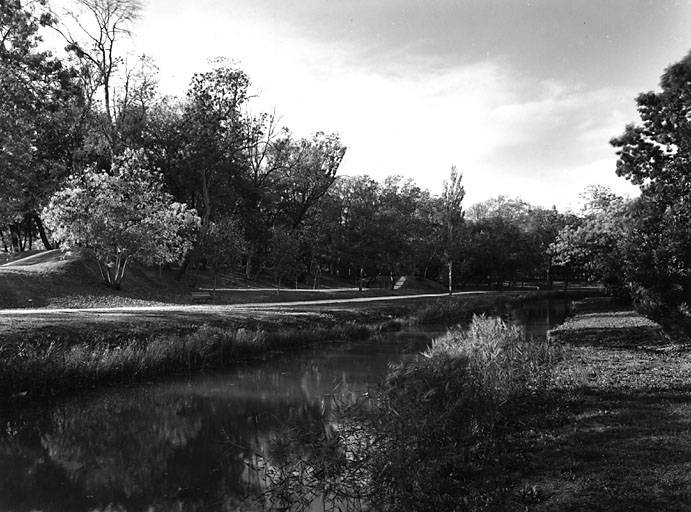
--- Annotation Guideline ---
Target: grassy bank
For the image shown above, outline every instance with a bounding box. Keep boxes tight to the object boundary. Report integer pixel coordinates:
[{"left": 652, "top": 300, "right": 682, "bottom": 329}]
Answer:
[
  {"left": 0, "top": 322, "right": 373, "bottom": 401},
  {"left": 450, "top": 308, "right": 691, "bottom": 510},
  {"left": 0, "top": 289, "right": 593, "bottom": 402}
]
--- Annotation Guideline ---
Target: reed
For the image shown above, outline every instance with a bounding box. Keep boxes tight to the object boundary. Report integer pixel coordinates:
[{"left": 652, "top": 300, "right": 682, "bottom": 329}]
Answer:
[
  {"left": 365, "top": 315, "right": 561, "bottom": 510},
  {"left": 0, "top": 321, "right": 375, "bottom": 401}
]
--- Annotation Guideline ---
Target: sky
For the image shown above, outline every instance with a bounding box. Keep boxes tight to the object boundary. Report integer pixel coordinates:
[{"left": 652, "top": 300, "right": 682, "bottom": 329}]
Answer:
[{"left": 53, "top": 0, "right": 691, "bottom": 209}]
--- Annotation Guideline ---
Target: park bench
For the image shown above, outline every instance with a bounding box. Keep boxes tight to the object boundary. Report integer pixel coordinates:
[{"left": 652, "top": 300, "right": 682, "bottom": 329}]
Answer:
[{"left": 191, "top": 291, "right": 212, "bottom": 303}]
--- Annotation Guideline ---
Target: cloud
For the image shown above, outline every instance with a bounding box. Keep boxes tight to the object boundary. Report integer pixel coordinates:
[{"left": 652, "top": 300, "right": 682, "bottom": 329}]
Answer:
[{"left": 55, "top": 0, "right": 689, "bottom": 211}]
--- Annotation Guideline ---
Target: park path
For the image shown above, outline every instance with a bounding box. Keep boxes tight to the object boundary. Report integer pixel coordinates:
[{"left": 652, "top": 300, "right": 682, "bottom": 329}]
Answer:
[{"left": 0, "top": 290, "right": 488, "bottom": 317}]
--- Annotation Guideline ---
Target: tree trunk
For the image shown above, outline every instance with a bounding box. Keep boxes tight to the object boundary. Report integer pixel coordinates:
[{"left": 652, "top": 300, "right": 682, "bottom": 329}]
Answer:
[
  {"left": 32, "top": 213, "right": 52, "bottom": 250},
  {"left": 9, "top": 224, "right": 20, "bottom": 252},
  {"left": 177, "top": 253, "right": 191, "bottom": 280},
  {"left": 96, "top": 259, "right": 113, "bottom": 287},
  {"left": 201, "top": 172, "right": 211, "bottom": 226},
  {"left": 245, "top": 251, "right": 253, "bottom": 279},
  {"left": 448, "top": 258, "right": 453, "bottom": 296}
]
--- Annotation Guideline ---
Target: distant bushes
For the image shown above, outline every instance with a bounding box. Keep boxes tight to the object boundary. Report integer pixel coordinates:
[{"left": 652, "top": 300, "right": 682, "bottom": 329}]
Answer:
[{"left": 409, "top": 289, "right": 592, "bottom": 326}]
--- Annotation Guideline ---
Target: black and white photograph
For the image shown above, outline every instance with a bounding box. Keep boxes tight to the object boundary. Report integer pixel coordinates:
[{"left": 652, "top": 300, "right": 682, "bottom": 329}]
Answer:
[{"left": 2, "top": 0, "right": 691, "bottom": 510}]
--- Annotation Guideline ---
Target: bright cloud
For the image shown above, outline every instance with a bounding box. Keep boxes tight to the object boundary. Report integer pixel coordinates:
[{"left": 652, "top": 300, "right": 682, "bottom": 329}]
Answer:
[{"left": 46, "top": 0, "right": 691, "bottom": 210}]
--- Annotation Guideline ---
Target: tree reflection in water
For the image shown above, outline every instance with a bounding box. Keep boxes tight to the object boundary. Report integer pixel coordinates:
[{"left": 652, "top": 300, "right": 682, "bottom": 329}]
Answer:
[{"left": 0, "top": 338, "right": 415, "bottom": 511}]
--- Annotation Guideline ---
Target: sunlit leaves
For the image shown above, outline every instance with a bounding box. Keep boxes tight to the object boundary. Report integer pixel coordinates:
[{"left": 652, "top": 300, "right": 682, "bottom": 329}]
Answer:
[{"left": 43, "top": 149, "right": 200, "bottom": 287}]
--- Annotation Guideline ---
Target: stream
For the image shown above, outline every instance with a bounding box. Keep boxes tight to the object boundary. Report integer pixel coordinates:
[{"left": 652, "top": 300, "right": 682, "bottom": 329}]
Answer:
[{"left": 0, "top": 298, "right": 572, "bottom": 511}]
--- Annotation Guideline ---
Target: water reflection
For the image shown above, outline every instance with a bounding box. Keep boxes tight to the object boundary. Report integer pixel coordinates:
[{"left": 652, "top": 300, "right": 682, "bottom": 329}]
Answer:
[{"left": 0, "top": 299, "right": 570, "bottom": 511}]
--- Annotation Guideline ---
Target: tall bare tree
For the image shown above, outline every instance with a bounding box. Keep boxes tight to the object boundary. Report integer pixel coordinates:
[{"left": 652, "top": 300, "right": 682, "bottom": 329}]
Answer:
[{"left": 52, "top": 0, "right": 141, "bottom": 154}]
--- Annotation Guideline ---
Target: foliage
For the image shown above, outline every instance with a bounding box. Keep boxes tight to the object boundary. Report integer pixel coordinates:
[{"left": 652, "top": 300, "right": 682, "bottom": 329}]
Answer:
[
  {"left": 43, "top": 149, "right": 199, "bottom": 287},
  {"left": 0, "top": 0, "right": 82, "bottom": 249},
  {"left": 610, "top": 51, "right": 691, "bottom": 315},
  {"left": 549, "top": 186, "right": 628, "bottom": 291},
  {"left": 461, "top": 197, "right": 570, "bottom": 287},
  {"left": 363, "top": 316, "right": 558, "bottom": 510},
  {"left": 196, "top": 215, "right": 246, "bottom": 289},
  {"left": 2, "top": 4, "right": 574, "bottom": 292}
]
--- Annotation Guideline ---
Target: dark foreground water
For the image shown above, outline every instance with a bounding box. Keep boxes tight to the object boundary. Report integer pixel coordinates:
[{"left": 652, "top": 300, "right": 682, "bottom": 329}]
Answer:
[{"left": 0, "top": 299, "right": 571, "bottom": 512}]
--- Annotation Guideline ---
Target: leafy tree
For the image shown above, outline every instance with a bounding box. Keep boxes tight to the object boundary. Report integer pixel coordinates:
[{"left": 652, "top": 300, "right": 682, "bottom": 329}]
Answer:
[
  {"left": 1, "top": 0, "right": 82, "bottom": 250},
  {"left": 439, "top": 166, "right": 465, "bottom": 294},
  {"left": 610, "top": 50, "right": 691, "bottom": 314},
  {"left": 197, "top": 215, "right": 246, "bottom": 293},
  {"left": 463, "top": 197, "right": 570, "bottom": 287},
  {"left": 549, "top": 187, "right": 628, "bottom": 291},
  {"left": 266, "top": 225, "right": 302, "bottom": 293},
  {"left": 183, "top": 63, "right": 250, "bottom": 226},
  {"left": 43, "top": 150, "right": 200, "bottom": 288}
]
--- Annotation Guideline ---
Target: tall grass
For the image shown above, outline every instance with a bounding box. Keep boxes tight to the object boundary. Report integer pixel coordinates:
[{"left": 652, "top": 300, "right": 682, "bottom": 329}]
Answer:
[
  {"left": 365, "top": 315, "right": 559, "bottom": 510},
  {"left": 0, "top": 322, "right": 373, "bottom": 400}
]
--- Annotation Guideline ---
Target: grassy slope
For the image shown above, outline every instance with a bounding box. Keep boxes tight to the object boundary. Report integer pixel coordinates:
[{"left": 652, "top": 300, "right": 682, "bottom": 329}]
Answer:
[
  {"left": 0, "top": 250, "right": 405, "bottom": 309},
  {"left": 487, "top": 306, "right": 691, "bottom": 511},
  {"left": 0, "top": 250, "right": 189, "bottom": 308}
]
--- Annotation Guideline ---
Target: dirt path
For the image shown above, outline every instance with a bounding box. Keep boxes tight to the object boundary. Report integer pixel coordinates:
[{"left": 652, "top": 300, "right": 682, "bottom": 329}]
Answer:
[
  {"left": 498, "top": 311, "right": 691, "bottom": 511},
  {"left": 0, "top": 290, "right": 494, "bottom": 336},
  {"left": 0, "top": 290, "right": 486, "bottom": 316}
]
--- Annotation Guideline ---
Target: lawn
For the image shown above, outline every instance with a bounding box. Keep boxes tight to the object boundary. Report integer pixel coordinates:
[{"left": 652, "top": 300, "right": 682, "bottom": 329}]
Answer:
[{"left": 486, "top": 309, "right": 691, "bottom": 511}]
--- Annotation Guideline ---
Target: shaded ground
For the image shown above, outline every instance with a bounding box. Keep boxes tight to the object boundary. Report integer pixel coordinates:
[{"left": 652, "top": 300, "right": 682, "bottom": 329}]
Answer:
[{"left": 492, "top": 310, "right": 691, "bottom": 511}]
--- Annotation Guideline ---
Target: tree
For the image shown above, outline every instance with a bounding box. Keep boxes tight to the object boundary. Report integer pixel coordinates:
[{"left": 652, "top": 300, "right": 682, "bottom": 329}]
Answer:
[
  {"left": 1, "top": 0, "right": 82, "bottom": 251},
  {"left": 439, "top": 166, "right": 465, "bottom": 294},
  {"left": 610, "top": 50, "right": 691, "bottom": 314},
  {"left": 43, "top": 150, "right": 200, "bottom": 288},
  {"left": 196, "top": 215, "right": 245, "bottom": 293},
  {"left": 548, "top": 187, "right": 628, "bottom": 292},
  {"left": 53, "top": 0, "right": 142, "bottom": 155},
  {"left": 183, "top": 63, "right": 250, "bottom": 226}
]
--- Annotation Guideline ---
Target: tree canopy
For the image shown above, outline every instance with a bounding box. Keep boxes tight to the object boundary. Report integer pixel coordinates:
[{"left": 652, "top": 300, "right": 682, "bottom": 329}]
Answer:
[
  {"left": 611, "top": 51, "right": 691, "bottom": 315},
  {"left": 43, "top": 150, "right": 200, "bottom": 287}
]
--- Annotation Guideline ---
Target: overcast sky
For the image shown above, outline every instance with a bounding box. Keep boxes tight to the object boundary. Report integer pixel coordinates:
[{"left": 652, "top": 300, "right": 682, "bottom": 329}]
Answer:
[{"left": 75, "top": 1, "right": 691, "bottom": 208}]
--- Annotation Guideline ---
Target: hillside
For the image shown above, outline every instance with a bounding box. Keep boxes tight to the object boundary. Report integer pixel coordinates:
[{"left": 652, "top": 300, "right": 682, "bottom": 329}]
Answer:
[
  {"left": 0, "top": 250, "right": 441, "bottom": 309},
  {"left": 0, "top": 250, "right": 192, "bottom": 308}
]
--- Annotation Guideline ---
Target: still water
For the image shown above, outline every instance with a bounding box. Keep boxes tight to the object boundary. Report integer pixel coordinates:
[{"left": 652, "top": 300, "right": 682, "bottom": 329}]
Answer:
[{"left": 0, "top": 299, "right": 571, "bottom": 512}]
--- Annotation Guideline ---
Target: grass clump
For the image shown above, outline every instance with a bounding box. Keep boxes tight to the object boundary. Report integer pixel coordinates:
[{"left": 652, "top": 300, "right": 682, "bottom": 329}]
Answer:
[{"left": 365, "top": 315, "right": 560, "bottom": 510}]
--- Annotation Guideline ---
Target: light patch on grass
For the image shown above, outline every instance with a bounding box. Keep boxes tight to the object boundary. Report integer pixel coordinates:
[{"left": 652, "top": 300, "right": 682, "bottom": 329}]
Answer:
[{"left": 552, "top": 311, "right": 659, "bottom": 331}]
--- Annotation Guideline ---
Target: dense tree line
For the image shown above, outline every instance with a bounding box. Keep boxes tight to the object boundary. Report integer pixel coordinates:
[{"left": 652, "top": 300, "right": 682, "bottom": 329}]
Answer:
[
  {"left": 8, "top": 0, "right": 690, "bottom": 305},
  {"left": 2, "top": 0, "right": 571, "bottom": 290}
]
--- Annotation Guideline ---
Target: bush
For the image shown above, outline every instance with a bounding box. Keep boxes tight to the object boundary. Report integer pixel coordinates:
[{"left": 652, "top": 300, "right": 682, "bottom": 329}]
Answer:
[{"left": 366, "top": 315, "right": 559, "bottom": 510}]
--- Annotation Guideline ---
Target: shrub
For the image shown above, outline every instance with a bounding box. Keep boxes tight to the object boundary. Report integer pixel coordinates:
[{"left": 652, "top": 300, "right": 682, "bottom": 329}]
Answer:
[{"left": 365, "top": 315, "right": 559, "bottom": 510}]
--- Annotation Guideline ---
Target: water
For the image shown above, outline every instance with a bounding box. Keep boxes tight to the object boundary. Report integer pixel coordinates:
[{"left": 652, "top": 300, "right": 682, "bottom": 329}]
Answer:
[{"left": 0, "top": 299, "right": 571, "bottom": 511}]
